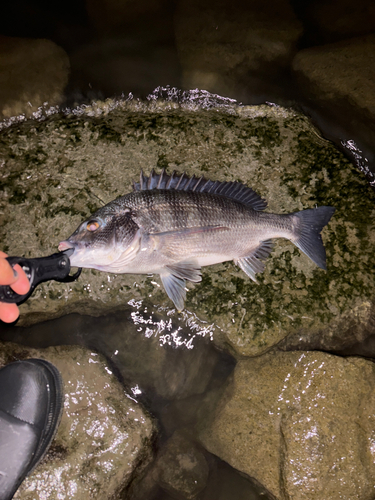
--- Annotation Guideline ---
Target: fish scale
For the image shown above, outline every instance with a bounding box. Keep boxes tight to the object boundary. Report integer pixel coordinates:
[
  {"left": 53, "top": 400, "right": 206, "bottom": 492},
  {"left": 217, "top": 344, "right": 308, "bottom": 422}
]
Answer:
[
  {"left": 59, "top": 170, "right": 335, "bottom": 311},
  {"left": 132, "top": 190, "right": 254, "bottom": 232}
]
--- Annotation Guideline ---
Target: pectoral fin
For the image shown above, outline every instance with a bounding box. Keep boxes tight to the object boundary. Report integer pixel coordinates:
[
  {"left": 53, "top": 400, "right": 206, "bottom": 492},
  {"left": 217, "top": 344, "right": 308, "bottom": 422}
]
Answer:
[
  {"left": 160, "top": 261, "right": 202, "bottom": 310},
  {"left": 165, "top": 261, "right": 202, "bottom": 282},
  {"left": 160, "top": 272, "right": 187, "bottom": 311}
]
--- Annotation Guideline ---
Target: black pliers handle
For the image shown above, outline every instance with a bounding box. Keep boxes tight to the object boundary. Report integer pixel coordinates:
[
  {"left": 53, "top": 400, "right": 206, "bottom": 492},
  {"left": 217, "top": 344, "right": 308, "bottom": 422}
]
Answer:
[{"left": 0, "top": 249, "right": 82, "bottom": 305}]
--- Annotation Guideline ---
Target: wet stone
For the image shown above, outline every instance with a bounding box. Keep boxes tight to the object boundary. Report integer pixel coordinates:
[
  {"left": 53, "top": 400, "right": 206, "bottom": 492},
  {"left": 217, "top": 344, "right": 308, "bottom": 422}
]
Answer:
[
  {"left": 305, "top": 0, "right": 375, "bottom": 40},
  {"left": 0, "top": 341, "right": 156, "bottom": 500},
  {"left": 293, "top": 34, "right": 375, "bottom": 116},
  {"left": 175, "top": 0, "right": 302, "bottom": 97},
  {"left": 292, "top": 34, "right": 375, "bottom": 161},
  {"left": 1, "top": 95, "right": 374, "bottom": 357},
  {"left": 199, "top": 350, "right": 375, "bottom": 500},
  {"left": 0, "top": 36, "right": 70, "bottom": 119},
  {"left": 154, "top": 432, "right": 209, "bottom": 500}
]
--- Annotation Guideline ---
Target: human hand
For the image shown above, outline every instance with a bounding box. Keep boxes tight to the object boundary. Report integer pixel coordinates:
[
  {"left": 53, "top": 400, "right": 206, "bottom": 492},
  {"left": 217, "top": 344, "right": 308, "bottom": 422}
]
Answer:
[{"left": 0, "top": 252, "right": 30, "bottom": 323}]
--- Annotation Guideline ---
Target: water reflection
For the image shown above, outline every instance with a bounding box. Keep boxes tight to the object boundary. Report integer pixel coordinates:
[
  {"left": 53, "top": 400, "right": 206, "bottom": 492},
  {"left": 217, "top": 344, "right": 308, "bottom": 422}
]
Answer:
[
  {"left": 0, "top": 305, "right": 273, "bottom": 499},
  {"left": 341, "top": 139, "right": 375, "bottom": 188},
  {"left": 128, "top": 298, "right": 215, "bottom": 349}
]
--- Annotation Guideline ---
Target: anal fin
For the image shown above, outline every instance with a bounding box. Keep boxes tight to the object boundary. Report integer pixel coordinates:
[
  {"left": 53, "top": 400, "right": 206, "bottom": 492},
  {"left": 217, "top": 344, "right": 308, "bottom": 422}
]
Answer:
[{"left": 235, "top": 239, "right": 274, "bottom": 283}]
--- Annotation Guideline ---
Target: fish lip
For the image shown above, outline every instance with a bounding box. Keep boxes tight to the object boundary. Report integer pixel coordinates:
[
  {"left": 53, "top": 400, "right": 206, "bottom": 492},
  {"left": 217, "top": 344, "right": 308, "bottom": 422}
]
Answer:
[{"left": 58, "top": 240, "right": 74, "bottom": 252}]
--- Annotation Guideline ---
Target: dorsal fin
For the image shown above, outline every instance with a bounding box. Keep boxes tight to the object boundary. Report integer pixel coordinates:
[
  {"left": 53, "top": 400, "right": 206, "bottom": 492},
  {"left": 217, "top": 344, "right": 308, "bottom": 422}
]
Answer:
[{"left": 133, "top": 169, "right": 267, "bottom": 211}]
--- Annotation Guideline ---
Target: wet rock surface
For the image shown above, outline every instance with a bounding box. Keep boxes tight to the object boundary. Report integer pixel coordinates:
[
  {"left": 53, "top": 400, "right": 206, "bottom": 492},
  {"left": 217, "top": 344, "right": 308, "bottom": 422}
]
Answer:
[
  {"left": 304, "top": 0, "right": 375, "bottom": 41},
  {"left": 0, "top": 98, "right": 374, "bottom": 357},
  {"left": 294, "top": 34, "right": 375, "bottom": 114},
  {"left": 0, "top": 36, "right": 70, "bottom": 119},
  {"left": 292, "top": 34, "right": 375, "bottom": 160},
  {"left": 0, "top": 341, "right": 156, "bottom": 499},
  {"left": 154, "top": 432, "right": 209, "bottom": 499},
  {"left": 199, "top": 350, "right": 375, "bottom": 500},
  {"left": 174, "top": 0, "right": 302, "bottom": 98}
]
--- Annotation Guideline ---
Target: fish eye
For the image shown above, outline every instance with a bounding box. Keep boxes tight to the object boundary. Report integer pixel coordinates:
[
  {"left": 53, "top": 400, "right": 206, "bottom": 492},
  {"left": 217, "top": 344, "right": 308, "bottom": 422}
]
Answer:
[{"left": 86, "top": 220, "right": 100, "bottom": 232}]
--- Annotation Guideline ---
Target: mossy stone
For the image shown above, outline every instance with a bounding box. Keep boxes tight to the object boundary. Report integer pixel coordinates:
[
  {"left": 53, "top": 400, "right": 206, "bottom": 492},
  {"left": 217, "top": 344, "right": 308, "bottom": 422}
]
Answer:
[{"left": 0, "top": 98, "right": 373, "bottom": 356}]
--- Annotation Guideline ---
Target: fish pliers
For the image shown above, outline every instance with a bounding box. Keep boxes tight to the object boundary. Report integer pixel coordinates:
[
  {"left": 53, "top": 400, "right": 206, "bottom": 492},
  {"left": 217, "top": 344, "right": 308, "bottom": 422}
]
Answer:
[{"left": 0, "top": 249, "right": 82, "bottom": 305}]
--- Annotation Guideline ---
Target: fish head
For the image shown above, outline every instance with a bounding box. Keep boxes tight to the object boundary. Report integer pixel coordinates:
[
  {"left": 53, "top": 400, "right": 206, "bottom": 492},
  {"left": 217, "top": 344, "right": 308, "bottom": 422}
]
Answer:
[{"left": 58, "top": 205, "right": 141, "bottom": 271}]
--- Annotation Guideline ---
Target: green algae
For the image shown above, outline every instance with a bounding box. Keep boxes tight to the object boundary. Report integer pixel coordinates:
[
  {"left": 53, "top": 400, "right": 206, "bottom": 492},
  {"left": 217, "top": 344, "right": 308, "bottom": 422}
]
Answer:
[{"left": 0, "top": 99, "right": 374, "bottom": 357}]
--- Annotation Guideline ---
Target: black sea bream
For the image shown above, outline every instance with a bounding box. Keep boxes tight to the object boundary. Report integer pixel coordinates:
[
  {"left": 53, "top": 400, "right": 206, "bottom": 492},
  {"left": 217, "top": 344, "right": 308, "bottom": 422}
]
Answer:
[{"left": 59, "top": 170, "right": 335, "bottom": 310}]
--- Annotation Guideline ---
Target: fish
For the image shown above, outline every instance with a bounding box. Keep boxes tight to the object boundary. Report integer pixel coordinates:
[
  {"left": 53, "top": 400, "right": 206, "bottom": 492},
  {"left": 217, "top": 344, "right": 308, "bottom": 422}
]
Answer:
[{"left": 58, "top": 170, "right": 335, "bottom": 311}]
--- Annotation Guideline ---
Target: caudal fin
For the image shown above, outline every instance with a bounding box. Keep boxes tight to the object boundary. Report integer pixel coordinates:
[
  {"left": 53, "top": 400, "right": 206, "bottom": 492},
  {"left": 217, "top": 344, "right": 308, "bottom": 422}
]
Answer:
[{"left": 293, "top": 206, "right": 335, "bottom": 270}]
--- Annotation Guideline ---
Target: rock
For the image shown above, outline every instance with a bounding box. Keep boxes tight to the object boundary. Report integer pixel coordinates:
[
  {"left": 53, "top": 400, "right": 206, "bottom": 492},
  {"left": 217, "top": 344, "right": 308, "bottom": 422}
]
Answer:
[
  {"left": 306, "top": 0, "right": 375, "bottom": 41},
  {"left": 293, "top": 35, "right": 375, "bottom": 116},
  {"left": 0, "top": 94, "right": 374, "bottom": 357},
  {"left": 85, "top": 0, "right": 168, "bottom": 35},
  {"left": 0, "top": 341, "right": 156, "bottom": 499},
  {"left": 174, "top": 0, "right": 302, "bottom": 97},
  {"left": 129, "top": 448, "right": 274, "bottom": 500},
  {"left": 154, "top": 432, "right": 209, "bottom": 499},
  {"left": 292, "top": 34, "right": 375, "bottom": 162},
  {"left": 69, "top": 37, "right": 181, "bottom": 99},
  {"left": 199, "top": 350, "right": 375, "bottom": 500},
  {"left": 0, "top": 36, "right": 70, "bottom": 119},
  {"left": 70, "top": 0, "right": 180, "bottom": 99}
]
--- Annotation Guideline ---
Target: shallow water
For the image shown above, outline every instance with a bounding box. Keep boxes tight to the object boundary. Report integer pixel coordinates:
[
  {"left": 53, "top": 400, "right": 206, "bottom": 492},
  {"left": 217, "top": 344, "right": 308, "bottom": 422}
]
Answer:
[{"left": 0, "top": 303, "right": 273, "bottom": 499}]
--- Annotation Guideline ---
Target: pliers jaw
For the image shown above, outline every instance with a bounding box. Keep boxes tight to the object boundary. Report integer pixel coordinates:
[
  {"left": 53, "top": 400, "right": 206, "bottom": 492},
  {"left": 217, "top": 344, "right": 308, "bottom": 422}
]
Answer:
[{"left": 0, "top": 249, "right": 82, "bottom": 305}]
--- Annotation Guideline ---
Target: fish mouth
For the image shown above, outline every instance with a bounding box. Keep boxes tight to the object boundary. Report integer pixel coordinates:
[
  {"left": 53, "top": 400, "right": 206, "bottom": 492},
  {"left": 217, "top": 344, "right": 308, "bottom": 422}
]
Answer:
[{"left": 58, "top": 240, "right": 74, "bottom": 252}]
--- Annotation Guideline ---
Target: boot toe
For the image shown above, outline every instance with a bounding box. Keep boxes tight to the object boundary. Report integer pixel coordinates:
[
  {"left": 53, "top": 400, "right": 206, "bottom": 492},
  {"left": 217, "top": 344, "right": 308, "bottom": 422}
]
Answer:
[{"left": 0, "top": 359, "right": 64, "bottom": 500}]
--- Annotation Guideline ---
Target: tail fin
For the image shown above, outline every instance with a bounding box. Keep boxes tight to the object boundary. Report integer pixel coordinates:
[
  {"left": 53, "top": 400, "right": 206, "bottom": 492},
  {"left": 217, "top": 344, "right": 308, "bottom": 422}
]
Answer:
[{"left": 293, "top": 206, "right": 335, "bottom": 270}]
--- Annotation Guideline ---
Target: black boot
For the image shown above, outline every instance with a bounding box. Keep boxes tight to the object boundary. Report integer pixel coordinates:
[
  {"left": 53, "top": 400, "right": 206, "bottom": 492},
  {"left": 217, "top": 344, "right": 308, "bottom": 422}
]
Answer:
[{"left": 0, "top": 359, "right": 64, "bottom": 500}]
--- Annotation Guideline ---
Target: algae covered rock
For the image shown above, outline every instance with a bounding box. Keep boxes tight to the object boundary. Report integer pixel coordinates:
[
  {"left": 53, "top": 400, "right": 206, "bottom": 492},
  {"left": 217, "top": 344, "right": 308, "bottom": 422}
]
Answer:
[
  {"left": 0, "top": 341, "right": 156, "bottom": 499},
  {"left": 0, "top": 94, "right": 374, "bottom": 356},
  {"left": 199, "top": 350, "right": 375, "bottom": 500}
]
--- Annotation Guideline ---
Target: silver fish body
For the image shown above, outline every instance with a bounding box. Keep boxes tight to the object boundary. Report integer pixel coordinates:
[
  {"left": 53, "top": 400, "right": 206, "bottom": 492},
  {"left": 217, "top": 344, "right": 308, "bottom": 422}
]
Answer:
[{"left": 59, "top": 170, "right": 335, "bottom": 310}]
